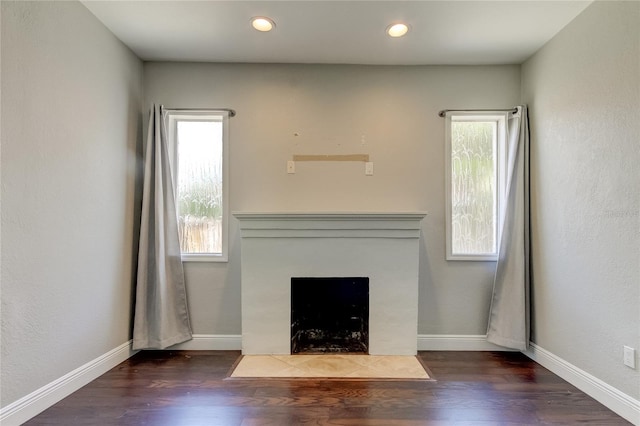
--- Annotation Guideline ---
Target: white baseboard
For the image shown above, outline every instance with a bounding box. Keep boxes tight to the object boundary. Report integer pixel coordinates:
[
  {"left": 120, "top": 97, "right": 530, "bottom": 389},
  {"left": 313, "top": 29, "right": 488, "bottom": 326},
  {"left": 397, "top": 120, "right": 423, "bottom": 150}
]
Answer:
[
  {"left": 0, "top": 340, "right": 136, "bottom": 426},
  {"left": 166, "top": 334, "right": 242, "bottom": 350},
  {"left": 418, "top": 334, "right": 515, "bottom": 351},
  {"left": 167, "top": 334, "right": 507, "bottom": 352},
  {"left": 524, "top": 342, "right": 640, "bottom": 425}
]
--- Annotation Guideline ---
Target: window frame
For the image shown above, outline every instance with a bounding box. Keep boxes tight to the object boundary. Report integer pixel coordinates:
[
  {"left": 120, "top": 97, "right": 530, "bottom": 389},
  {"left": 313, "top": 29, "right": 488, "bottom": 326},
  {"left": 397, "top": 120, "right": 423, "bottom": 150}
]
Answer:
[
  {"left": 164, "top": 109, "right": 230, "bottom": 262},
  {"left": 445, "top": 111, "right": 508, "bottom": 261}
]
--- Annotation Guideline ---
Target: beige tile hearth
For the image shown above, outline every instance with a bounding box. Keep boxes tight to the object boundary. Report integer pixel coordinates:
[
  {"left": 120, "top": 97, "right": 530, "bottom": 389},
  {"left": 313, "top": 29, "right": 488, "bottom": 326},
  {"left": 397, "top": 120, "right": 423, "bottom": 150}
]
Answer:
[{"left": 229, "top": 355, "right": 430, "bottom": 380}]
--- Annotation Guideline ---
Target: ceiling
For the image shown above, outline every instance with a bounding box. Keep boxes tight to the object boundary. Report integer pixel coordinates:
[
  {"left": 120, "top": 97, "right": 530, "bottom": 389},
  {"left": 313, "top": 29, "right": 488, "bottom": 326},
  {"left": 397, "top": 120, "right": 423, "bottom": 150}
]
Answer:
[{"left": 82, "top": 1, "right": 592, "bottom": 66}]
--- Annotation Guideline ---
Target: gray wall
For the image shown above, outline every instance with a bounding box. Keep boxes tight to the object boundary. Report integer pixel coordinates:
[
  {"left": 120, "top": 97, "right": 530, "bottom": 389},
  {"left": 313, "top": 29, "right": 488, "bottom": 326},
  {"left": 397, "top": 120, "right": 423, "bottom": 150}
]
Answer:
[
  {"left": 144, "top": 63, "right": 521, "bottom": 338},
  {"left": 522, "top": 1, "right": 640, "bottom": 399},
  {"left": 1, "top": 1, "right": 143, "bottom": 407}
]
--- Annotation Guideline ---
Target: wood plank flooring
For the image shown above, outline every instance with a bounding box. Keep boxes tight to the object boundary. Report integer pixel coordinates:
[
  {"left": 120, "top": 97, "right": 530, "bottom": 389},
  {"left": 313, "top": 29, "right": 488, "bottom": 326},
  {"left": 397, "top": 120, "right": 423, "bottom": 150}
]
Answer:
[{"left": 25, "top": 351, "right": 630, "bottom": 425}]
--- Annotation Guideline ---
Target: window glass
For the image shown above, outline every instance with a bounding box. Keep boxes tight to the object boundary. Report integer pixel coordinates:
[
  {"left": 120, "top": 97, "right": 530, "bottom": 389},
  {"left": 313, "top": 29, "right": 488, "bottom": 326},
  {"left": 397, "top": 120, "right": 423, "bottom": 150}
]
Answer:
[
  {"left": 446, "top": 113, "right": 507, "bottom": 261},
  {"left": 450, "top": 120, "right": 497, "bottom": 255},
  {"left": 176, "top": 121, "right": 223, "bottom": 254},
  {"left": 165, "top": 110, "right": 229, "bottom": 262}
]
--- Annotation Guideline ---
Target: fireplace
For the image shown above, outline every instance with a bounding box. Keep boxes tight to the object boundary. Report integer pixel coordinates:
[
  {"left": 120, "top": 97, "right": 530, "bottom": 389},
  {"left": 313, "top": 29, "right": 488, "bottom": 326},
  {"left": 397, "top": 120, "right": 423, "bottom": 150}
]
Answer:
[
  {"left": 234, "top": 212, "right": 426, "bottom": 355},
  {"left": 291, "top": 277, "right": 369, "bottom": 354}
]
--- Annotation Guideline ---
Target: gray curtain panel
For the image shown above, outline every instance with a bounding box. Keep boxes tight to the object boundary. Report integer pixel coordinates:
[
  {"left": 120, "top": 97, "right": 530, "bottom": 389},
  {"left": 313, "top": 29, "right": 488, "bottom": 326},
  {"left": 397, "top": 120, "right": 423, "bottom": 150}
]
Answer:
[
  {"left": 487, "top": 105, "right": 530, "bottom": 351},
  {"left": 132, "top": 104, "right": 192, "bottom": 350}
]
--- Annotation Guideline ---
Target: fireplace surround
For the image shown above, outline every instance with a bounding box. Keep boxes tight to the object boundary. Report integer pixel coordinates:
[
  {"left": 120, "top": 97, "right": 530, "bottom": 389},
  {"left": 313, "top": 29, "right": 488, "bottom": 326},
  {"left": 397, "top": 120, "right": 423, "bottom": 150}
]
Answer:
[{"left": 234, "top": 212, "right": 426, "bottom": 356}]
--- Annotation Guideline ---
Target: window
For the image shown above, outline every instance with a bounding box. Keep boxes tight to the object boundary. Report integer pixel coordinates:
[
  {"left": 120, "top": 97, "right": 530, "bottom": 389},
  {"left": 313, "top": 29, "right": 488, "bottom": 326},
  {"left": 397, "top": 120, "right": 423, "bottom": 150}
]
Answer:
[
  {"left": 165, "top": 110, "right": 229, "bottom": 262},
  {"left": 445, "top": 112, "right": 508, "bottom": 261}
]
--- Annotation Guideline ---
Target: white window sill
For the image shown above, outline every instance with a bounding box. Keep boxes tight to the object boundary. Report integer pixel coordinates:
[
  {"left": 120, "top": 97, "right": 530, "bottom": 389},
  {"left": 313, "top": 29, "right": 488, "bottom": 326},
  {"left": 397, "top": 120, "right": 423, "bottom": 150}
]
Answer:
[
  {"left": 447, "top": 254, "right": 497, "bottom": 262},
  {"left": 181, "top": 254, "right": 228, "bottom": 263}
]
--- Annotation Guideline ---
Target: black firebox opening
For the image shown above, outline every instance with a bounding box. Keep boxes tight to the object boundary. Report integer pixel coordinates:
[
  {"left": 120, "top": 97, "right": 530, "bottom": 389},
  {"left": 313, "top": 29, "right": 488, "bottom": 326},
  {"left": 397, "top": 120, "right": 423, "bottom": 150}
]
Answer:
[{"left": 291, "top": 277, "right": 369, "bottom": 354}]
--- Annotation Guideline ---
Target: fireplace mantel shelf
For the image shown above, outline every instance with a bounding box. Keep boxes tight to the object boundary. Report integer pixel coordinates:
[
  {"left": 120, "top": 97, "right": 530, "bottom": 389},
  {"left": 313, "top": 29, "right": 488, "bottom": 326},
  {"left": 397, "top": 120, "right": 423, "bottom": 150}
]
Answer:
[{"left": 234, "top": 212, "right": 427, "bottom": 239}]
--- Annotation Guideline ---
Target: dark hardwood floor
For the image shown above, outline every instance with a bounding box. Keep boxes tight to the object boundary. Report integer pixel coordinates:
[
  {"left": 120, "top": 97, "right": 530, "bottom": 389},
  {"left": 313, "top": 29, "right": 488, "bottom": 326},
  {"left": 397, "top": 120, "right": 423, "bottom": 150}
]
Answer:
[{"left": 25, "top": 351, "right": 630, "bottom": 425}]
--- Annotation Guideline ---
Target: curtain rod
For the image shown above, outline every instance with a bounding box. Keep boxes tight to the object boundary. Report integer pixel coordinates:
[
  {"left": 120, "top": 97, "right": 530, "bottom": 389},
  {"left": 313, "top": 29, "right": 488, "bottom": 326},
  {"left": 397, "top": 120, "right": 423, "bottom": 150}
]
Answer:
[
  {"left": 438, "top": 108, "right": 518, "bottom": 117},
  {"left": 162, "top": 107, "right": 236, "bottom": 118}
]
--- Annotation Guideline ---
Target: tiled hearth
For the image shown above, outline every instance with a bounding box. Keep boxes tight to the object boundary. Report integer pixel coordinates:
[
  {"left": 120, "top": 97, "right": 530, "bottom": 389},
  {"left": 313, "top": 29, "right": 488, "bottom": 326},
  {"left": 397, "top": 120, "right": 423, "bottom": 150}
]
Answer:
[
  {"left": 234, "top": 212, "right": 426, "bottom": 356},
  {"left": 230, "top": 355, "right": 430, "bottom": 379}
]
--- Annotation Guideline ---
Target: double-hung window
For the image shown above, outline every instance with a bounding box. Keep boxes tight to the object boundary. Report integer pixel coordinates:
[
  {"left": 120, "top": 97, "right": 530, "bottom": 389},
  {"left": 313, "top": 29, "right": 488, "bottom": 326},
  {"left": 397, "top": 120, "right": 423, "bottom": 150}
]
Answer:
[
  {"left": 165, "top": 110, "right": 230, "bottom": 262},
  {"left": 445, "top": 112, "right": 508, "bottom": 261}
]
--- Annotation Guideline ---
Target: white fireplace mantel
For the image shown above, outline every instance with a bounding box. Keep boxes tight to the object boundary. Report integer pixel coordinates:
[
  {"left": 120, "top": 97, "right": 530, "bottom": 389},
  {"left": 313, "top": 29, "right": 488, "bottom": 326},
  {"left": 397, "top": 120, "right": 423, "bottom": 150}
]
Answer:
[
  {"left": 234, "top": 212, "right": 426, "bottom": 356},
  {"left": 234, "top": 212, "right": 426, "bottom": 238}
]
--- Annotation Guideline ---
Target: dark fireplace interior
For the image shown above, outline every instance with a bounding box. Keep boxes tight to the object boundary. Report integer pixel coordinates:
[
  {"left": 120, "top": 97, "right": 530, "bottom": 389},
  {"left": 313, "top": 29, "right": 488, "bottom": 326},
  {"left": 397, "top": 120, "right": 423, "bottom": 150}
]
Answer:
[{"left": 291, "top": 277, "right": 369, "bottom": 354}]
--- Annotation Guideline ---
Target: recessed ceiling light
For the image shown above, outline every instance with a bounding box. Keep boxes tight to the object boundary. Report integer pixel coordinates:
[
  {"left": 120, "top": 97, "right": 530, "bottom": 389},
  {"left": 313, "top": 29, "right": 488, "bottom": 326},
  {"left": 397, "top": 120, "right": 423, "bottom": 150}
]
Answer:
[
  {"left": 251, "top": 17, "right": 275, "bottom": 32},
  {"left": 386, "top": 23, "right": 410, "bottom": 38}
]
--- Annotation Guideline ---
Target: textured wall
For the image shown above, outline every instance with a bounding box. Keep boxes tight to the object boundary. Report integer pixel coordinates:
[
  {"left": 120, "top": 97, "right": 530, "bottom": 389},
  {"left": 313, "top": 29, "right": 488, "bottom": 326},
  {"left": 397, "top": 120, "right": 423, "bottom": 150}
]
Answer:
[
  {"left": 522, "top": 1, "right": 640, "bottom": 399},
  {"left": 1, "top": 1, "right": 143, "bottom": 407},
  {"left": 144, "top": 63, "right": 521, "bottom": 338}
]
